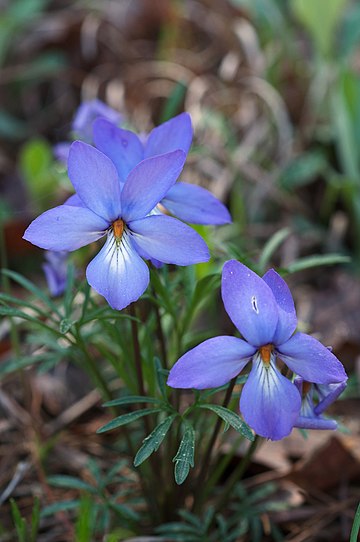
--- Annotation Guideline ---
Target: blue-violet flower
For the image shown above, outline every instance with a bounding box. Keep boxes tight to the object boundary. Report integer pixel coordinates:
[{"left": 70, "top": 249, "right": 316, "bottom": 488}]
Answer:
[
  {"left": 91, "top": 113, "right": 231, "bottom": 226},
  {"left": 24, "top": 141, "right": 209, "bottom": 310},
  {"left": 168, "top": 260, "right": 347, "bottom": 441},
  {"left": 293, "top": 377, "right": 347, "bottom": 430},
  {"left": 54, "top": 99, "right": 122, "bottom": 163},
  {"left": 42, "top": 250, "right": 69, "bottom": 297}
]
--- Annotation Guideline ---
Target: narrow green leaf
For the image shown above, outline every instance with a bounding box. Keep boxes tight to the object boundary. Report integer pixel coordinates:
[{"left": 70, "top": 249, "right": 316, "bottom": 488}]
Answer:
[
  {"left": 30, "top": 497, "right": 40, "bottom": 542},
  {"left": 103, "top": 396, "right": 162, "bottom": 408},
  {"left": 97, "top": 408, "right": 162, "bottom": 434},
  {"left": 47, "top": 475, "right": 97, "bottom": 494},
  {"left": 134, "top": 414, "right": 177, "bottom": 466},
  {"left": 108, "top": 501, "right": 140, "bottom": 522},
  {"left": 286, "top": 253, "right": 350, "bottom": 273},
  {"left": 2, "top": 269, "right": 60, "bottom": 315},
  {"left": 0, "top": 354, "right": 62, "bottom": 377},
  {"left": 75, "top": 494, "right": 94, "bottom": 542},
  {"left": 350, "top": 502, "right": 360, "bottom": 542},
  {"left": 291, "top": 0, "right": 347, "bottom": 57},
  {"left": 155, "top": 357, "right": 168, "bottom": 398},
  {"left": 258, "top": 227, "right": 291, "bottom": 272},
  {"left": 41, "top": 500, "right": 80, "bottom": 517},
  {"left": 0, "top": 293, "right": 56, "bottom": 320},
  {"left": 10, "top": 499, "right": 27, "bottom": 542},
  {"left": 173, "top": 425, "right": 195, "bottom": 485},
  {"left": 160, "top": 81, "right": 187, "bottom": 123},
  {"left": 199, "top": 404, "right": 254, "bottom": 441}
]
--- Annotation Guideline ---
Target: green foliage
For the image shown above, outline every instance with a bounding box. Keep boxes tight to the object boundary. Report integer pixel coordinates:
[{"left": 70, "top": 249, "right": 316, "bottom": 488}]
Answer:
[
  {"left": 291, "top": 0, "right": 348, "bottom": 57},
  {"left": 285, "top": 253, "right": 350, "bottom": 273},
  {"left": 97, "top": 408, "right": 163, "bottom": 434},
  {"left": 173, "top": 424, "right": 196, "bottom": 485},
  {"left": 156, "top": 483, "right": 286, "bottom": 541},
  {"left": 134, "top": 414, "right": 177, "bottom": 466},
  {"left": 10, "top": 498, "right": 40, "bottom": 542},
  {"left": 19, "top": 138, "right": 59, "bottom": 212},
  {"left": 198, "top": 404, "right": 254, "bottom": 441},
  {"left": 350, "top": 502, "right": 360, "bottom": 542},
  {"left": 45, "top": 460, "right": 140, "bottom": 533}
]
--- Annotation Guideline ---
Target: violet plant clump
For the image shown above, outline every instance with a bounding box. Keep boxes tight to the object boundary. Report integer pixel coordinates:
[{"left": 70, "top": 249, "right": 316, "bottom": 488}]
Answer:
[
  {"left": 5, "top": 107, "right": 348, "bottom": 537},
  {"left": 168, "top": 260, "right": 347, "bottom": 440}
]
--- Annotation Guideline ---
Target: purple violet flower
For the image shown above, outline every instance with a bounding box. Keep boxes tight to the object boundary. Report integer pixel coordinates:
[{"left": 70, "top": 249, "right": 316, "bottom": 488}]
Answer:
[
  {"left": 293, "top": 378, "right": 346, "bottom": 430},
  {"left": 24, "top": 141, "right": 210, "bottom": 310},
  {"left": 53, "top": 99, "right": 122, "bottom": 164},
  {"left": 167, "top": 260, "right": 347, "bottom": 441},
  {"left": 42, "top": 250, "right": 69, "bottom": 297},
  {"left": 91, "top": 113, "right": 231, "bottom": 226}
]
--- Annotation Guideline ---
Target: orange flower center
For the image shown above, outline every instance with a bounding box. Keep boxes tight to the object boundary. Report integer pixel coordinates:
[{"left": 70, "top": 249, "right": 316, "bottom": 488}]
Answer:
[
  {"left": 259, "top": 344, "right": 273, "bottom": 366},
  {"left": 112, "top": 219, "right": 124, "bottom": 241}
]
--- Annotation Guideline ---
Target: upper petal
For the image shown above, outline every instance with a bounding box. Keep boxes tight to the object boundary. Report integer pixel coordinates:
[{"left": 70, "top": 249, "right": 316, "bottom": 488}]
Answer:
[
  {"left": 129, "top": 215, "right": 209, "bottom": 265},
  {"left": 314, "top": 381, "right": 347, "bottom": 415},
  {"left": 72, "top": 99, "right": 122, "bottom": 141},
  {"left": 240, "top": 354, "right": 301, "bottom": 440},
  {"left": 162, "top": 182, "right": 232, "bottom": 225},
  {"left": 121, "top": 151, "right": 186, "bottom": 222},
  {"left": 167, "top": 336, "right": 255, "bottom": 389},
  {"left": 53, "top": 142, "right": 71, "bottom": 164},
  {"left": 68, "top": 141, "right": 122, "bottom": 222},
  {"left": 93, "top": 118, "right": 144, "bottom": 181},
  {"left": 144, "top": 113, "right": 193, "bottom": 158},
  {"left": 262, "top": 269, "right": 297, "bottom": 344},
  {"left": 278, "top": 332, "right": 347, "bottom": 384},
  {"left": 64, "top": 194, "right": 86, "bottom": 207},
  {"left": 221, "top": 260, "right": 279, "bottom": 347},
  {"left": 295, "top": 415, "right": 337, "bottom": 430},
  {"left": 86, "top": 231, "right": 149, "bottom": 310},
  {"left": 23, "top": 205, "right": 107, "bottom": 251}
]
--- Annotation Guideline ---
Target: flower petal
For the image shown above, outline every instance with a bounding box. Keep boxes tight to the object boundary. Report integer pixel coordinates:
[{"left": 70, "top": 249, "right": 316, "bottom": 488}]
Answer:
[
  {"left": 64, "top": 194, "right": 86, "bottom": 207},
  {"left": 221, "top": 260, "right": 279, "bottom": 347},
  {"left": 129, "top": 215, "right": 209, "bottom": 265},
  {"left": 53, "top": 142, "right": 71, "bottom": 164},
  {"left": 86, "top": 231, "right": 149, "bottom": 310},
  {"left": 314, "top": 381, "right": 347, "bottom": 415},
  {"left": 278, "top": 332, "right": 347, "bottom": 384},
  {"left": 262, "top": 269, "right": 297, "bottom": 344},
  {"left": 23, "top": 205, "right": 107, "bottom": 251},
  {"left": 93, "top": 118, "right": 144, "bottom": 181},
  {"left": 240, "top": 354, "right": 301, "bottom": 440},
  {"left": 121, "top": 150, "right": 186, "bottom": 222},
  {"left": 162, "top": 182, "right": 232, "bottom": 225},
  {"left": 144, "top": 113, "right": 193, "bottom": 158},
  {"left": 72, "top": 99, "right": 122, "bottom": 141},
  {"left": 167, "top": 336, "right": 255, "bottom": 389},
  {"left": 294, "top": 415, "right": 337, "bottom": 430},
  {"left": 68, "top": 141, "right": 122, "bottom": 222}
]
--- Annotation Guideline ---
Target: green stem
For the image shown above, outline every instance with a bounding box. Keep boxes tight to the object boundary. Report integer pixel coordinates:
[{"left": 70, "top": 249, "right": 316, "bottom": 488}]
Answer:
[
  {"left": 192, "top": 377, "right": 237, "bottom": 514},
  {"left": 153, "top": 295, "right": 168, "bottom": 370},
  {"left": 74, "top": 327, "right": 113, "bottom": 403},
  {"left": 129, "top": 304, "right": 146, "bottom": 396},
  {"left": 214, "top": 436, "right": 260, "bottom": 513}
]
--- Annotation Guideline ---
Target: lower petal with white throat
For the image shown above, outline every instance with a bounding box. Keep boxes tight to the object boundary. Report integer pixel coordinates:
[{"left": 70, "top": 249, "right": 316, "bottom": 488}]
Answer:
[
  {"left": 86, "top": 230, "right": 149, "bottom": 310},
  {"left": 240, "top": 352, "right": 301, "bottom": 440}
]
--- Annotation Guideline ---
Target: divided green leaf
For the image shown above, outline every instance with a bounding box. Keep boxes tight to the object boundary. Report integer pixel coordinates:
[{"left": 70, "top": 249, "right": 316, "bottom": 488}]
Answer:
[
  {"left": 199, "top": 404, "right": 254, "bottom": 441},
  {"left": 173, "top": 424, "right": 195, "bottom": 485},
  {"left": 134, "top": 414, "right": 177, "bottom": 466}
]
